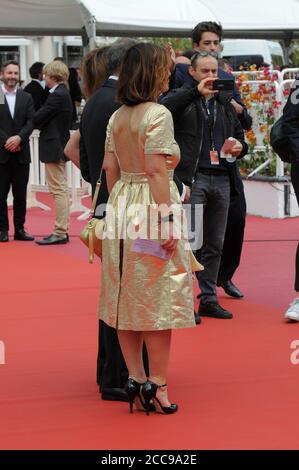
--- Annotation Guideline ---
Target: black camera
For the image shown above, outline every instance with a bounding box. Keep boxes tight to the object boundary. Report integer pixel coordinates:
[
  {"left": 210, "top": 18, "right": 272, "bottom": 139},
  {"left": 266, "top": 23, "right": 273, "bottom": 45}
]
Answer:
[{"left": 212, "top": 79, "right": 234, "bottom": 91}]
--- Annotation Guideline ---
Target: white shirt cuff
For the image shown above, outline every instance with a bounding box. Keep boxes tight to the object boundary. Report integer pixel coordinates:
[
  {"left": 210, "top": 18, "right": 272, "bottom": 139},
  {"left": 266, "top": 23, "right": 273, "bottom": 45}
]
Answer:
[{"left": 181, "top": 183, "right": 186, "bottom": 202}]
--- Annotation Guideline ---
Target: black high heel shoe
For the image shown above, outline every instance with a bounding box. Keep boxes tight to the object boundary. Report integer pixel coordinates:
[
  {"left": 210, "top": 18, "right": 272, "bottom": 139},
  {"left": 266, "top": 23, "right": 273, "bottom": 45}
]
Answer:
[
  {"left": 141, "top": 380, "right": 178, "bottom": 415},
  {"left": 125, "top": 378, "right": 155, "bottom": 413}
]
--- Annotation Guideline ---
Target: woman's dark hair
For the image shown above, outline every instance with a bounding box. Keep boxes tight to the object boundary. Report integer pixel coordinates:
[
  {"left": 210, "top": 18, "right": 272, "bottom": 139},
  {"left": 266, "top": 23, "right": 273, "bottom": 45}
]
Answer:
[
  {"left": 191, "top": 21, "right": 223, "bottom": 45},
  {"left": 81, "top": 46, "right": 110, "bottom": 99},
  {"left": 117, "top": 42, "right": 168, "bottom": 106}
]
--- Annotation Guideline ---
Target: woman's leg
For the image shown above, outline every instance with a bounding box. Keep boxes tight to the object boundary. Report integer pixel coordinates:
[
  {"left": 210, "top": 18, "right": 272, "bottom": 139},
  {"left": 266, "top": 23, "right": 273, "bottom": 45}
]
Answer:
[
  {"left": 117, "top": 330, "right": 147, "bottom": 383},
  {"left": 143, "top": 329, "right": 172, "bottom": 406}
]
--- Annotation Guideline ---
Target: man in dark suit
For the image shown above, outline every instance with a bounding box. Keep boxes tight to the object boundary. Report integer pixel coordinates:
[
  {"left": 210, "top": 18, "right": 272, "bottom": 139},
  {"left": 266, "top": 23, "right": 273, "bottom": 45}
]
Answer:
[
  {"left": 0, "top": 60, "right": 35, "bottom": 242},
  {"left": 80, "top": 41, "right": 144, "bottom": 402},
  {"left": 79, "top": 73, "right": 118, "bottom": 204},
  {"left": 24, "top": 62, "right": 48, "bottom": 111},
  {"left": 80, "top": 43, "right": 128, "bottom": 401},
  {"left": 33, "top": 60, "right": 73, "bottom": 245}
]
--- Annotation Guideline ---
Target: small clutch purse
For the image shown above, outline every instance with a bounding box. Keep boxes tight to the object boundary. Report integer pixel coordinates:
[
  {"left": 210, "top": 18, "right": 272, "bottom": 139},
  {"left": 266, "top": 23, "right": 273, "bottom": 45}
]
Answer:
[
  {"left": 189, "top": 250, "right": 204, "bottom": 272},
  {"left": 80, "top": 216, "right": 105, "bottom": 263},
  {"left": 80, "top": 172, "right": 105, "bottom": 263}
]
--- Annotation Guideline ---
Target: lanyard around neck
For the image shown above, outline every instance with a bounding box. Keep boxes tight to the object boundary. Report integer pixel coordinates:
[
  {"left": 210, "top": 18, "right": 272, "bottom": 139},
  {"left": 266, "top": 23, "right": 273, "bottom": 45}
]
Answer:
[{"left": 202, "top": 99, "right": 217, "bottom": 151}]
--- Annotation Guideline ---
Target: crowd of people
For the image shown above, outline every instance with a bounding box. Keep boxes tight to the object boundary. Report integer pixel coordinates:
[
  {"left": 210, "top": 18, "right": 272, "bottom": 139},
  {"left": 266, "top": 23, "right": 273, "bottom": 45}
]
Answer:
[{"left": 1, "top": 20, "right": 299, "bottom": 415}]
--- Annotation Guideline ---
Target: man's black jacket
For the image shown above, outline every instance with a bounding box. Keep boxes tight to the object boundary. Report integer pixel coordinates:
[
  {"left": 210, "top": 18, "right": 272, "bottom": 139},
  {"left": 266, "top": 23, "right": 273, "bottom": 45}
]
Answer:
[
  {"left": 23, "top": 80, "right": 48, "bottom": 111},
  {"left": 282, "top": 77, "right": 299, "bottom": 162},
  {"left": 160, "top": 82, "right": 248, "bottom": 195},
  {"left": 0, "top": 88, "right": 34, "bottom": 164},
  {"left": 32, "top": 83, "right": 72, "bottom": 163},
  {"left": 79, "top": 78, "right": 119, "bottom": 210}
]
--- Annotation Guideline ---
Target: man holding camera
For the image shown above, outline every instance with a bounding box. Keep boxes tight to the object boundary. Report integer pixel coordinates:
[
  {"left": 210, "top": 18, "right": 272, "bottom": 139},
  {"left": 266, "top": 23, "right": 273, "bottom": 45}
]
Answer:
[
  {"left": 169, "top": 21, "right": 251, "bottom": 303},
  {"left": 162, "top": 52, "right": 248, "bottom": 319}
]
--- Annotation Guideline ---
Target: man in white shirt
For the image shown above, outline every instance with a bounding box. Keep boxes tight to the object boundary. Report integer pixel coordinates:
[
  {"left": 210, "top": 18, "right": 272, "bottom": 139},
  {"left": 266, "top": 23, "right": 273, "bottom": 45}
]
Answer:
[{"left": 0, "top": 61, "right": 35, "bottom": 242}]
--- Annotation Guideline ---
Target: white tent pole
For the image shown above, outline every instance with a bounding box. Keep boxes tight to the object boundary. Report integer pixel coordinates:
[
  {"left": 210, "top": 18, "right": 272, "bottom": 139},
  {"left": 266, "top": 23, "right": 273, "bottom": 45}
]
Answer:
[
  {"left": 78, "top": 1, "right": 97, "bottom": 50},
  {"left": 88, "top": 15, "right": 97, "bottom": 50}
]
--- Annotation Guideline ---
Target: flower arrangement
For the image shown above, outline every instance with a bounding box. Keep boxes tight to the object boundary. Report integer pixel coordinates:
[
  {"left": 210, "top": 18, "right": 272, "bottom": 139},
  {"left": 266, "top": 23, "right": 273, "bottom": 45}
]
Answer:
[{"left": 236, "top": 65, "right": 291, "bottom": 176}]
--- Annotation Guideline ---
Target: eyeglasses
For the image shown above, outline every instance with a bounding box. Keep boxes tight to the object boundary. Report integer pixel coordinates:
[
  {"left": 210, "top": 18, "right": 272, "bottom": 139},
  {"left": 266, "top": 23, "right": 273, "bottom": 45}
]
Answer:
[{"left": 190, "top": 51, "right": 218, "bottom": 62}]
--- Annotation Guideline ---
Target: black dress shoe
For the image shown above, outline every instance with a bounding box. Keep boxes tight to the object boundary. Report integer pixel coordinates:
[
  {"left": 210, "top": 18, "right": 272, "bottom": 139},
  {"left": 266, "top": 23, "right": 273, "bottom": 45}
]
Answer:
[
  {"left": 194, "top": 311, "right": 202, "bottom": 325},
  {"left": 199, "top": 301, "right": 233, "bottom": 319},
  {"left": 101, "top": 387, "right": 129, "bottom": 402},
  {"left": 219, "top": 280, "right": 244, "bottom": 298},
  {"left": 0, "top": 231, "right": 9, "bottom": 242},
  {"left": 14, "top": 229, "right": 34, "bottom": 241},
  {"left": 36, "top": 234, "right": 69, "bottom": 245}
]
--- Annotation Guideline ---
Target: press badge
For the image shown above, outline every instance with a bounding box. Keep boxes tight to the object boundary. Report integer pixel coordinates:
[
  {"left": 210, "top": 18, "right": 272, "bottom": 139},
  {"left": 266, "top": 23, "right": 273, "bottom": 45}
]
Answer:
[{"left": 210, "top": 150, "right": 219, "bottom": 165}]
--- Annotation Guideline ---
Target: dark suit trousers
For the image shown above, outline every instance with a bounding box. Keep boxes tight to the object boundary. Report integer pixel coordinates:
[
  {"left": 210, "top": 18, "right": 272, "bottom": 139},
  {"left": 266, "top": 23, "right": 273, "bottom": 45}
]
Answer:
[
  {"left": 97, "top": 320, "right": 149, "bottom": 389},
  {"left": 291, "top": 163, "right": 299, "bottom": 291},
  {"left": 0, "top": 158, "right": 30, "bottom": 232},
  {"left": 97, "top": 320, "right": 128, "bottom": 389},
  {"left": 217, "top": 177, "right": 246, "bottom": 283},
  {"left": 192, "top": 173, "right": 231, "bottom": 304}
]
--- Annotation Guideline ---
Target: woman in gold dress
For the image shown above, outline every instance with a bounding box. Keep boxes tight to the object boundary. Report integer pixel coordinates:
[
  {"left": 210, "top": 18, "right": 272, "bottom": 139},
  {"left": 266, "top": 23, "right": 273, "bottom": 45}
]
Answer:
[{"left": 98, "top": 43, "right": 196, "bottom": 414}]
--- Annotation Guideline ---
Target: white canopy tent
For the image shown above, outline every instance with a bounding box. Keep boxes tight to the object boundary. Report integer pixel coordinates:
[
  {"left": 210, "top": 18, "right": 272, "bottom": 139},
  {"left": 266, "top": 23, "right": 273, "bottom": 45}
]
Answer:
[{"left": 0, "top": 0, "right": 299, "bottom": 42}]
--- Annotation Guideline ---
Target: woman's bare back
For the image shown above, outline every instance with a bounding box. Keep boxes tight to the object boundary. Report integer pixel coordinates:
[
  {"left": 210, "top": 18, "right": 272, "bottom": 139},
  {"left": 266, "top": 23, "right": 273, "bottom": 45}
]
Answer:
[{"left": 111, "top": 102, "right": 155, "bottom": 173}]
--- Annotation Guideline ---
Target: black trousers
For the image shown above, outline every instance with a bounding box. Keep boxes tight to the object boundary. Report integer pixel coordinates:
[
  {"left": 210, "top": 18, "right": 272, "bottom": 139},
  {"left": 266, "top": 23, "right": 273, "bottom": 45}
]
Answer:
[
  {"left": 217, "top": 177, "right": 247, "bottom": 283},
  {"left": 291, "top": 163, "right": 299, "bottom": 291},
  {"left": 192, "top": 172, "right": 231, "bottom": 304},
  {"left": 97, "top": 320, "right": 128, "bottom": 389},
  {"left": 97, "top": 320, "right": 149, "bottom": 389},
  {"left": 0, "top": 159, "right": 30, "bottom": 232}
]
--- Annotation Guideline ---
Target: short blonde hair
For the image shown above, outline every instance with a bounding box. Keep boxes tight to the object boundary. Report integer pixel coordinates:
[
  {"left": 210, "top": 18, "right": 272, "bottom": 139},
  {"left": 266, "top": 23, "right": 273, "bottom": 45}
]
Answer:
[{"left": 44, "top": 60, "right": 69, "bottom": 83}]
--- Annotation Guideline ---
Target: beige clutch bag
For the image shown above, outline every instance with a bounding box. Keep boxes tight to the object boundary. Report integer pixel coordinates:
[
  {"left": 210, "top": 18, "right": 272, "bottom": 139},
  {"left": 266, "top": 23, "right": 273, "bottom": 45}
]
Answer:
[
  {"left": 80, "top": 217, "right": 105, "bottom": 263},
  {"left": 80, "top": 172, "right": 105, "bottom": 264},
  {"left": 189, "top": 250, "right": 204, "bottom": 272}
]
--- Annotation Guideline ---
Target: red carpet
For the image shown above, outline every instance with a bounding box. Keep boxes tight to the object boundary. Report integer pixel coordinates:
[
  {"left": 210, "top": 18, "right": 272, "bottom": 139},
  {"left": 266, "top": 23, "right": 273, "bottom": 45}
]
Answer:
[{"left": 1, "top": 197, "right": 299, "bottom": 450}]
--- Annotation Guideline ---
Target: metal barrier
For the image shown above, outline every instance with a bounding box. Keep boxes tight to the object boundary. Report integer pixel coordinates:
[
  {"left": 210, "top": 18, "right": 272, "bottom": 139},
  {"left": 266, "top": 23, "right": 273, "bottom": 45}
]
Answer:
[
  {"left": 281, "top": 68, "right": 299, "bottom": 81},
  {"left": 28, "top": 129, "right": 51, "bottom": 210},
  {"left": 233, "top": 69, "right": 281, "bottom": 82}
]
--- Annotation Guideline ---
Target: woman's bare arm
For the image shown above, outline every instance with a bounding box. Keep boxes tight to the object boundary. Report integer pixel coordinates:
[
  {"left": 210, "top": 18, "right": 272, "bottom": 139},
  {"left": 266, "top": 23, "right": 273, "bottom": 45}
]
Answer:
[
  {"left": 103, "top": 151, "right": 120, "bottom": 193},
  {"left": 64, "top": 129, "right": 80, "bottom": 168}
]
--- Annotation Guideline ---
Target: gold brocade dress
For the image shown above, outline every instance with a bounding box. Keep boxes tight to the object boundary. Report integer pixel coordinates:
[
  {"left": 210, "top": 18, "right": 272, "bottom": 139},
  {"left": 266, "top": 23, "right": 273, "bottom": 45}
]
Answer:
[{"left": 98, "top": 104, "right": 195, "bottom": 331}]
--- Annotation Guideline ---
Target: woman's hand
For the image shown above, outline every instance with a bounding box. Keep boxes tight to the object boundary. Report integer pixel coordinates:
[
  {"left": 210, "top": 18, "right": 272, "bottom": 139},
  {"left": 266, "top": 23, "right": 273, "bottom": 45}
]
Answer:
[{"left": 161, "top": 221, "right": 178, "bottom": 252}]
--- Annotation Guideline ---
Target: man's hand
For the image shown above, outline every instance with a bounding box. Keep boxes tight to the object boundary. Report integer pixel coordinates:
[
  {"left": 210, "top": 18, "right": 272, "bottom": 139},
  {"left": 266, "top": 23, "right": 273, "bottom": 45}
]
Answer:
[
  {"left": 184, "top": 186, "right": 191, "bottom": 203},
  {"left": 197, "top": 77, "right": 218, "bottom": 98},
  {"left": 5, "top": 135, "right": 22, "bottom": 152},
  {"left": 10, "top": 145, "right": 21, "bottom": 153},
  {"left": 230, "top": 139, "right": 243, "bottom": 157},
  {"left": 230, "top": 99, "right": 244, "bottom": 116}
]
